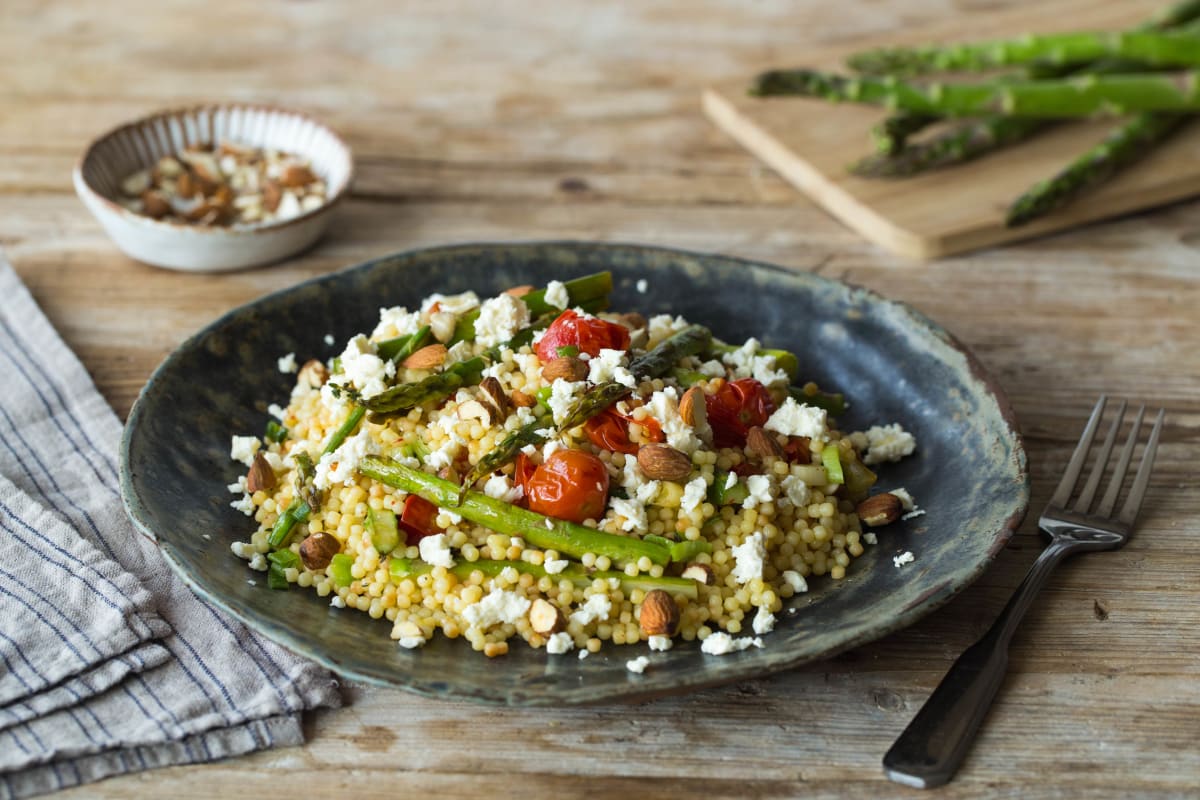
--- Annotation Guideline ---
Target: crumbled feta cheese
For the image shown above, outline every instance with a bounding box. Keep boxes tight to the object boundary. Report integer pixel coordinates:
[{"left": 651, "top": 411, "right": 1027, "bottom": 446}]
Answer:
[
  {"left": 248, "top": 552, "right": 267, "bottom": 571},
  {"left": 324, "top": 333, "right": 335, "bottom": 346},
  {"left": 780, "top": 474, "right": 811, "bottom": 508},
  {"left": 578, "top": 649, "right": 589, "bottom": 660},
  {"left": 587, "top": 348, "right": 636, "bottom": 388},
  {"left": 446, "top": 340, "right": 474, "bottom": 363},
  {"left": 277, "top": 352, "right": 297, "bottom": 373},
  {"left": 314, "top": 428, "right": 378, "bottom": 490},
  {"left": 635, "top": 279, "right": 648, "bottom": 294},
  {"left": 753, "top": 606, "right": 776, "bottom": 635},
  {"left": 541, "top": 438, "right": 564, "bottom": 461},
  {"left": 890, "top": 487, "right": 916, "bottom": 510},
  {"left": 626, "top": 656, "right": 650, "bottom": 674},
  {"left": 425, "top": 438, "right": 461, "bottom": 471},
  {"left": 547, "top": 380, "right": 587, "bottom": 425},
  {"left": 372, "top": 306, "right": 421, "bottom": 340},
  {"left": 475, "top": 293, "right": 531, "bottom": 348},
  {"left": 421, "top": 291, "right": 479, "bottom": 315},
  {"left": 319, "top": 382, "right": 347, "bottom": 413},
  {"left": 330, "top": 595, "right": 347, "bottom": 608},
  {"left": 893, "top": 551, "right": 915, "bottom": 568},
  {"left": 697, "top": 359, "right": 726, "bottom": 378},
  {"left": 230, "top": 435, "right": 260, "bottom": 467},
  {"left": 268, "top": 403, "right": 287, "bottom": 421},
  {"left": 483, "top": 473, "right": 523, "bottom": 504},
  {"left": 700, "top": 632, "right": 764, "bottom": 655},
  {"left": 622, "top": 458, "right": 661, "bottom": 505},
  {"left": 230, "top": 541, "right": 249, "bottom": 558},
  {"left": 648, "top": 635, "right": 673, "bottom": 652},
  {"left": 463, "top": 588, "right": 532, "bottom": 629},
  {"left": 680, "top": 477, "right": 708, "bottom": 514},
  {"left": 862, "top": 423, "right": 917, "bottom": 465},
  {"left": 339, "top": 335, "right": 395, "bottom": 399},
  {"left": 902, "top": 508, "right": 927, "bottom": 521},
  {"left": 863, "top": 532, "right": 878, "bottom": 545},
  {"left": 724, "top": 471, "right": 738, "bottom": 491},
  {"left": 609, "top": 496, "right": 648, "bottom": 533},
  {"left": 263, "top": 452, "right": 284, "bottom": 472},
  {"left": 764, "top": 397, "right": 828, "bottom": 442},
  {"left": 743, "top": 474, "right": 773, "bottom": 509},
  {"left": 647, "top": 314, "right": 689, "bottom": 346},
  {"left": 720, "top": 338, "right": 789, "bottom": 389},
  {"left": 731, "top": 532, "right": 766, "bottom": 584},
  {"left": 398, "top": 637, "right": 425, "bottom": 649},
  {"left": 570, "top": 594, "right": 612, "bottom": 626},
  {"left": 546, "top": 632, "right": 574, "bottom": 655},
  {"left": 428, "top": 311, "right": 457, "bottom": 343},
  {"left": 230, "top": 493, "right": 255, "bottom": 516},
  {"left": 227, "top": 476, "right": 248, "bottom": 495},
  {"left": 544, "top": 558, "right": 569, "bottom": 574},
  {"left": 418, "top": 533, "right": 455, "bottom": 568},
  {"left": 544, "top": 280, "right": 570, "bottom": 309},
  {"left": 644, "top": 387, "right": 701, "bottom": 455},
  {"left": 782, "top": 570, "right": 808, "bottom": 593}
]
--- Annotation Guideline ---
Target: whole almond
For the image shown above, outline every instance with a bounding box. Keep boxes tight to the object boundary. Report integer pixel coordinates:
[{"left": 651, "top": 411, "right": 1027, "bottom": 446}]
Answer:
[
  {"left": 299, "top": 532, "right": 340, "bottom": 571},
  {"left": 637, "top": 443, "right": 692, "bottom": 482},
  {"left": 175, "top": 170, "right": 197, "bottom": 199},
  {"left": 262, "top": 180, "right": 282, "bottom": 212},
  {"left": 747, "top": 426, "right": 785, "bottom": 459},
  {"left": 245, "top": 452, "right": 277, "bottom": 493},
  {"left": 639, "top": 589, "right": 680, "bottom": 636},
  {"left": 542, "top": 356, "right": 588, "bottom": 382},
  {"left": 280, "top": 163, "right": 317, "bottom": 188},
  {"left": 479, "top": 376, "right": 511, "bottom": 419},
  {"left": 678, "top": 386, "right": 703, "bottom": 427},
  {"left": 456, "top": 399, "right": 493, "bottom": 425},
  {"left": 510, "top": 389, "right": 536, "bottom": 408},
  {"left": 139, "top": 190, "right": 170, "bottom": 219},
  {"left": 681, "top": 563, "right": 715, "bottom": 585},
  {"left": 529, "top": 598, "right": 566, "bottom": 635},
  {"left": 403, "top": 343, "right": 448, "bottom": 370},
  {"left": 856, "top": 493, "right": 903, "bottom": 527}
]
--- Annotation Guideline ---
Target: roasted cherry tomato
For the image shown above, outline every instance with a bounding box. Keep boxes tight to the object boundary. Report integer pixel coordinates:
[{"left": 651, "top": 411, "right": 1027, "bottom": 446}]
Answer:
[
  {"left": 584, "top": 407, "right": 665, "bottom": 455},
  {"left": 525, "top": 450, "right": 610, "bottom": 523},
  {"left": 512, "top": 451, "right": 537, "bottom": 498},
  {"left": 705, "top": 378, "right": 776, "bottom": 448},
  {"left": 535, "top": 309, "right": 631, "bottom": 363},
  {"left": 399, "top": 494, "right": 441, "bottom": 544}
]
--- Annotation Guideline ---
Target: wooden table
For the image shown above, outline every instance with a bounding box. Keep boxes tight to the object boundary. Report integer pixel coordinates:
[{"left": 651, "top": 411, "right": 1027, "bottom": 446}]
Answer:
[{"left": 4, "top": 1, "right": 1197, "bottom": 797}]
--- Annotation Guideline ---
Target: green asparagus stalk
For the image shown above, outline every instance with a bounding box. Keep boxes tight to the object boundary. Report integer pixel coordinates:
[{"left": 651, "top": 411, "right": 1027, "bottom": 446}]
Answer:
[
  {"left": 851, "top": 115, "right": 1047, "bottom": 177},
  {"left": 376, "top": 325, "right": 431, "bottom": 363},
  {"left": 847, "top": 31, "right": 1200, "bottom": 76},
  {"left": 870, "top": 112, "right": 942, "bottom": 155},
  {"left": 268, "top": 498, "right": 310, "bottom": 549},
  {"left": 751, "top": 68, "right": 1200, "bottom": 117},
  {"left": 359, "top": 456, "right": 672, "bottom": 565},
  {"left": 1149, "top": 0, "right": 1200, "bottom": 28},
  {"left": 292, "top": 451, "right": 322, "bottom": 511},
  {"left": 462, "top": 325, "right": 713, "bottom": 491},
  {"left": 1006, "top": 112, "right": 1189, "bottom": 226},
  {"left": 389, "top": 556, "right": 700, "bottom": 599}
]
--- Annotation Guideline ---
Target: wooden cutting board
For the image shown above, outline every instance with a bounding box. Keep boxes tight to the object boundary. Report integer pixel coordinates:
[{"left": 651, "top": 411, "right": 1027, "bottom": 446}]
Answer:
[{"left": 702, "top": 0, "right": 1200, "bottom": 259}]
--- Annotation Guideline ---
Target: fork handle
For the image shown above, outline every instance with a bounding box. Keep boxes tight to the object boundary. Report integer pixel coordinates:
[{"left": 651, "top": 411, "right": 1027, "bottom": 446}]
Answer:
[{"left": 882, "top": 539, "right": 1075, "bottom": 789}]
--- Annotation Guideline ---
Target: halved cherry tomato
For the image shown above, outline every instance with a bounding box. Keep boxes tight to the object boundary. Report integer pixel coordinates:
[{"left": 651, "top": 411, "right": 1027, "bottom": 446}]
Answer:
[
  {"left": 512, "top": 451, "right": 536, "bottom": 498},
  {"left": 584, "top": 407, "right": 665, "bottom": 455},
  {"left": 705, "top": 378, "right": 776, "bottom": 448},
  {"left": 535, "top": 309, "right": 631, "bottom": 363},
  {"left": 399, "top": 494, "right": 441, "bottom": 544},
  {"left": 525, "top": 450, "right": 610, "bottom": 523}
]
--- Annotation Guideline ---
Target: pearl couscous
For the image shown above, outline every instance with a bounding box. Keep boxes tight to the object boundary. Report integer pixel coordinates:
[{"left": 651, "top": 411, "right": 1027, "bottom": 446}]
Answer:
[{"left": 229, "top": 273, "right": 917, "bottom": 658}]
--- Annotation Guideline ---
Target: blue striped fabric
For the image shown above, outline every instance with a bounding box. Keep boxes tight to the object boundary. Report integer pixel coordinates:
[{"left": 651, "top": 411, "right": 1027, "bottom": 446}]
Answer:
[{"left": 0, "top": 255, "right": 341, "bottom": 799}]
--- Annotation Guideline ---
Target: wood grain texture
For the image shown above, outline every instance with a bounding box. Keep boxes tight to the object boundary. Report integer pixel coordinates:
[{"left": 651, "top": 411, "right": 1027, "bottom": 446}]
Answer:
[
  {"left": 704, "top": 0, "right": 1200, "bottom": 258},
  {"left": 0, "top": 0, "right": 1198, "bottom": 797}
]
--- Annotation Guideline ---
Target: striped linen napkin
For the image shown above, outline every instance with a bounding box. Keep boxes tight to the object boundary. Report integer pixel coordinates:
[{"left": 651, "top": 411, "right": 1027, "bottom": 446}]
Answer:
[{"left": 0, "top": 254, "right": 341, "bottom": 799}]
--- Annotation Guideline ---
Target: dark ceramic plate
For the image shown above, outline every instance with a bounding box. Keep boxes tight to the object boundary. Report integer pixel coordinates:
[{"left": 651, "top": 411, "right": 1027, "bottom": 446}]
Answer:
[{"left": 121, "top": 242, "right": 1028, "bottom": 705}]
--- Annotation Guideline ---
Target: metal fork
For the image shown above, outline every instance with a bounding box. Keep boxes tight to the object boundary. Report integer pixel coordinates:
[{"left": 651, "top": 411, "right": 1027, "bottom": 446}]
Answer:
[{"left": 882, "top": 396, "right": 1165, "bottom": 789}]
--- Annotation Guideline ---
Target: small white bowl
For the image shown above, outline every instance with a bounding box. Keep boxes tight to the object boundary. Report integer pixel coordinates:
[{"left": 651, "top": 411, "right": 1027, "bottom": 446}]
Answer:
[{"left": 74, "top": 104, "right": 353, "bottom": 272}]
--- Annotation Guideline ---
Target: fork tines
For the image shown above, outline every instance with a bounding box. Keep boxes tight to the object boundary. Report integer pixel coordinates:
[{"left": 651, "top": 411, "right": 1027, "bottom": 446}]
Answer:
[{"left": 1049, "top": 396, "right": 1165, "bottom": 525}]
